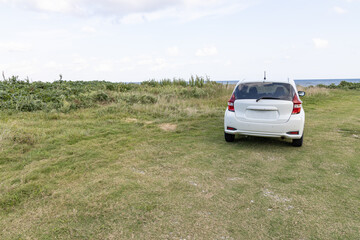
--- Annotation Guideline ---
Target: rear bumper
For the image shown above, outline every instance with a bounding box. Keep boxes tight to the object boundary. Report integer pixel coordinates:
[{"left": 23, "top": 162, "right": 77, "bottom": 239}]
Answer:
[{"left": 224, "top": 110, "right": 305, "bottom": 139}]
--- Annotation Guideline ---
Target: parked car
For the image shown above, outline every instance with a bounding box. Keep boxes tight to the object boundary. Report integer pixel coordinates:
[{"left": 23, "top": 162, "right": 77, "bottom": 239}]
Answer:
[{"left": 224, "top": 79, "right": 305, "bottom": 146}]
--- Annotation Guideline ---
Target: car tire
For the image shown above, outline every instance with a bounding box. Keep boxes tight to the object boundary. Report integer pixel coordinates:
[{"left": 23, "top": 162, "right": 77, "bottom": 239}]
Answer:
[
  {"left": 225, "top": 132, "right": 235, "bottom": 142},
  {"left": 292, "top": 135, "right": 303, "bottom": 147}
]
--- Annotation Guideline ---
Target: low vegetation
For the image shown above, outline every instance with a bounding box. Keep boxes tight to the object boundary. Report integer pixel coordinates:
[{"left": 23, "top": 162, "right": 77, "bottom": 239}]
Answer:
[
  {"left": 0, "top": 75, "right": 217, "bottom": 112},
  {"left": 0, "top": 79, "right": 359, "bottom": 239},
  {"left": 318, "top": 80, "right": 360, "bottom": 90}
]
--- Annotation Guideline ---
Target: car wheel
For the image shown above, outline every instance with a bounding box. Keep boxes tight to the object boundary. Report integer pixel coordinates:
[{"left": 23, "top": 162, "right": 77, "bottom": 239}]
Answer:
[
  {"left": 292, "top": 135, "right": 303, "bottom": 147},
  {"left": 224, "top": 132, "right": 235, "bottom": 142}
]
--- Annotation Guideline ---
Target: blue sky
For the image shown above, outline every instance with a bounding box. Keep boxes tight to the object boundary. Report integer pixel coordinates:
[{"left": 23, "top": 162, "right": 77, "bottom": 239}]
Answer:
[{"left": 0, "top": 0, "right": 359, "bottom": 82}]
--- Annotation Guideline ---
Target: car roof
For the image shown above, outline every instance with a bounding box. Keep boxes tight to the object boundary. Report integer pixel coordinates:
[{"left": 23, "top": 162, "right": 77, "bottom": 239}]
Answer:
[{"left": 236, "top": 78, "right": 296, "bottom": 87}]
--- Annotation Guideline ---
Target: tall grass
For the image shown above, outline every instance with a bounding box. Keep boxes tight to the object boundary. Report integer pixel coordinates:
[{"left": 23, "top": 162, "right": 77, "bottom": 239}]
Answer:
[
  {"left": 297, "top": 85, "right": 330, "bottom": 96},
  {"left": 0, "top": 75, "right": 223, "bottom": 113}
]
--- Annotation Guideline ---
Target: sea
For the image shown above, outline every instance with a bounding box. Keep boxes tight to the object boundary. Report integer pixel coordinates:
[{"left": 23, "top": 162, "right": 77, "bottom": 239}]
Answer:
[{"left": 216, "top": 79, "right": 360, "bottom": 87}]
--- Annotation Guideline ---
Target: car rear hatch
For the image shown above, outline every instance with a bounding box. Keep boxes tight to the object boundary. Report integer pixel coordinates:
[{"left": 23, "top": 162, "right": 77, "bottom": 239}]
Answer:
[
  {"left": 234, "top": 99, "right": 293, "bottom": 124},
  {"left": 233, "top": 82, "right": 295, "bottom": 124}
]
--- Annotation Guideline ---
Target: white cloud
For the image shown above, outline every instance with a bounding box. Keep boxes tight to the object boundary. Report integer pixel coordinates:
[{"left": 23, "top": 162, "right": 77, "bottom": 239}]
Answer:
[
  {"left": 0, "top": 0, "right": 75, "bottom": 14},
  {"left": 119, "top": 1, "right": 247, "bottom": 24},
  {"left": 196, "top": 46, "right": 218, "bottom": 56},
  {"left": 81, "top": 26, "right": 96, "bottom": 33},
  {"left": 95, "top": 61, "right": 114, "bottom": 72},
  {"left": 167, "top": 46, "right": 180, "bottom": 56},
  {"left": 137, "top": 56, "right": 154, "bottom": 65},
  {"left": 313, "top": 38, "right": 329, "bottom": 48},
  {"left": 0, "top": 42, "right": 31, "bottom": 52},
  {"left": 0, "top": 0, "right": 248, "bottom": 22},
  {"left": 44, "top": 61, "right": 64, "bottom": 69},
  {"left": 71, "top": 56, "right": 90, "bottom": 71},
  {"left": 120, "top": 13, "right": 147, "bottom": 24},
  {"left": 150, "top": 58, "right": 168, "bottom": 71},
  {"left": 333, "top": 6, "right": 347, "bottom": 14},
  {"left": 17, "top": 29, "right": 71, "bottom": 40},
  {"left": 0, "top": 59, "right": 38, "bottom": 77},
  {"left": 32, "top": 0, "right": 74, "bottom": 13},
  {"left": 224, "top": 60, "right": 232, "bottom": 66},
  {"left": 136, "top": 55, "right": 169, "bottom": 71}
]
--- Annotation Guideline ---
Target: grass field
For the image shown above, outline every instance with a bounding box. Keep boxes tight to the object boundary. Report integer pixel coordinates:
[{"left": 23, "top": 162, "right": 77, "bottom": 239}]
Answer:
[{"left": 0, "top": 82, "right": 359, "bottom": 239}]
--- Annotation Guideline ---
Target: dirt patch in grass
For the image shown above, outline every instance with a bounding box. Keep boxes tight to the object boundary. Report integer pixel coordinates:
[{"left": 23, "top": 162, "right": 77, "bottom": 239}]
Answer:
[
  {"left": 124, "top": 118, "right": 153, "bottom": 125},
  {"left": 184, "top": 107, "right": 198, "bottom": 116},
  {"left": 124, "top": 118, "right": 138, "bottom": 123},
  {"left": 159, "top": 123, "right": 177, "bottom": 131}
]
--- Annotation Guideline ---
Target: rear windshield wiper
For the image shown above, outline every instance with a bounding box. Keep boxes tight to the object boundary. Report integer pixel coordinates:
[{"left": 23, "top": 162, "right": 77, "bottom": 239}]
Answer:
[{"left": 256, "top": 97, "right": 280, "bottom": 102}]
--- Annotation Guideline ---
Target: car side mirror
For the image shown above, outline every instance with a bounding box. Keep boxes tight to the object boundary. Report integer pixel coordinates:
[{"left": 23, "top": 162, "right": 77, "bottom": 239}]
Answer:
[{"left": 298, "top": 91, "right": 305, "bottom": 97}]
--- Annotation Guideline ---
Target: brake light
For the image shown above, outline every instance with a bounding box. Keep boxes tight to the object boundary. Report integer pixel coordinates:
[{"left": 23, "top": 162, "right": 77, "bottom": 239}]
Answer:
[
  {"left": 228, "top": 93, "right": 235, "bottom": 112},
  {"left": 292, "top": 94, "right": 302, "bottom": 114},
  {"left": 287, "top": 131, "right": 299, "bottom": 135}
]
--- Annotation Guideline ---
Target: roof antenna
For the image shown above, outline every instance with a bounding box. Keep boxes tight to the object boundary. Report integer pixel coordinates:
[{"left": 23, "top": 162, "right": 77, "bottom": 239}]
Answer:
[{"left": 263, "top": 71, "right": 266, "bottom": 81}]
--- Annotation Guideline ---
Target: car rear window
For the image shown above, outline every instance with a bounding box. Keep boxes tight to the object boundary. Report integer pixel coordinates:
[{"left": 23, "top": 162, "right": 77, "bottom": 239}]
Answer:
[{"left": 234, "top": 82, "right": 295, "bottom": 101}]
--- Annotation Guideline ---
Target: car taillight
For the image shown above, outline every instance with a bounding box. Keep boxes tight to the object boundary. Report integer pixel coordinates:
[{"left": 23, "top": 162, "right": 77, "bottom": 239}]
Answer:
[
  {"left": 287, "top": 131, "right": 299, "bottom": 135},
  {"left": 228, "top": 93, "right": 235, "bottom": 112},
  {"left": 292, "top": 94, "right": 302, "bottom": 114}
]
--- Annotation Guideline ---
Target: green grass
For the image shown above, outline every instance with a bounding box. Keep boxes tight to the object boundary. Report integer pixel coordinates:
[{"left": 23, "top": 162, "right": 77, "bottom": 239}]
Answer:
[{"left": 0, "top": 84, "right": 359, "bottom": 239}]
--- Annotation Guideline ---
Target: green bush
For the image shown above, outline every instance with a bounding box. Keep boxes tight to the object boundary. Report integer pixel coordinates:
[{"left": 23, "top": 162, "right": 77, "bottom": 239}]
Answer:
[
  {"left": 141, "top": 80, "right": 159, "bottom": 87},
  {"left": 122, "top": 94, "right": 157, "bottom": 105},
  {"left": 92, "top": 91, "right": 110, "bottom": 102},
  {"left": 324, "top": 81, "right": 360, "bottom": 90},
  {"left": 179, "top": 87, "right": 207, "bottom": 98},
  {"left": 140, "top": 95, "right": 157, "bottom": 104},
  {"left": 338, "top": 81, "right": 360, "bottom": 89},
  {"left": 0, "top": 75, "right": 222, "bottom": 112},
  {"left": 15, "top": 96, "right": 45, "bottom": 112}
]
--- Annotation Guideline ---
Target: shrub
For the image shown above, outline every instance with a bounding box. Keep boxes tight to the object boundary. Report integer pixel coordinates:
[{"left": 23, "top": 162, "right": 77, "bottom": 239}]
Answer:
[
  {"left": 92, "top": 91, "right": 110, "bottom": 102},
  {"left": 325, "top": 81, "right": 360, "bottom": 90},
  {"left": 179, "top": 87, "right": 207, "bottom": 98},
  {"left": 15, "top": 96, "right": 44, "bottom": 112},
  {"left": 122, "top": 94, "right": 157, "bottom": 105},
  {"left": 0, "top": 75, "right": 222, "bottom": 112},
  {"left": 141, "top": 80, "right": 159, "bottom": 87},
  {"left": 140, "top": 95, "right": 157, "bottom": 104}
]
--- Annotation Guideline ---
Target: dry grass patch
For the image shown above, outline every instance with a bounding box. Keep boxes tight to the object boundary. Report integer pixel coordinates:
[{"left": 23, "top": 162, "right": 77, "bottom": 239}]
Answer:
[
  {"left": 159, "top": 123, "right": 177, "bottom": 131},
  {"left": 0, "top": 125, "right": 39, "bottom": 148},
  {"left": 124, "top": 118, "right": 138, "bottom": 123},
  {"left": 0, "top": 127, "right": 11, "bottom": 148},
  {"left": 123, "top": 118, "right": 153, "bottom": 125},
  {"left": 184, "top": 107, "right": 198, "bottom": 116},
  {"left": 297, "top": 86, "right": 330, "bottom": 96}
]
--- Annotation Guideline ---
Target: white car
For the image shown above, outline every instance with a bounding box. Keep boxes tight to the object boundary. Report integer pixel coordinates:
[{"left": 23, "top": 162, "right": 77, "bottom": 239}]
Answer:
[{"left": 224, "top": 79, "right": 305, "bottom": 146}]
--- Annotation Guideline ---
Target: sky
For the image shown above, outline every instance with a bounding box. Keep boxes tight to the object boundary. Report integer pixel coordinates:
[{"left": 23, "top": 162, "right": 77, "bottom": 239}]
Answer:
[{"left": 0, "top": 0, "right": 360, "bottom": 82}]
